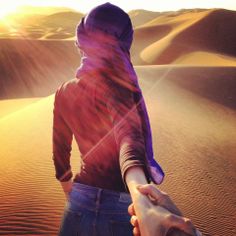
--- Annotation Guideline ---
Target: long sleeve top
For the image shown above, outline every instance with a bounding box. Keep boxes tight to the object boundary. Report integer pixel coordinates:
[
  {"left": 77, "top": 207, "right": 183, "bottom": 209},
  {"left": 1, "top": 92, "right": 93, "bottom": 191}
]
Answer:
[{"left": 52, "top": 68, "right": 164, "bottom": 192}]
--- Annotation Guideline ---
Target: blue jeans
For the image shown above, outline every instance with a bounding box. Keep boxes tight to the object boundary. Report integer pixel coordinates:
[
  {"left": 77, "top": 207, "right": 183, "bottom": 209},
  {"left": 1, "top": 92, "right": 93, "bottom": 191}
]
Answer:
[{"left": 58, "top": 182, "right": 133, "bottom": 236}]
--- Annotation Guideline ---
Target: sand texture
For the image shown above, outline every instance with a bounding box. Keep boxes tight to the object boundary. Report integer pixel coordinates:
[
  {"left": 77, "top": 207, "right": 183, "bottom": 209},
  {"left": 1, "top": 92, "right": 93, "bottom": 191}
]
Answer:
[{"left": 0, "top": 7, "right": 236, "bottom": 236}]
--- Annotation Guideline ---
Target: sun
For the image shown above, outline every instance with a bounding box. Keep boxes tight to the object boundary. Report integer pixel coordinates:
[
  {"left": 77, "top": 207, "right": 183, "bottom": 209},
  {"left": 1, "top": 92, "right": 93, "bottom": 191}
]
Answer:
[{"left": 0, "top": 5, "right": 18, "bottom": 20}]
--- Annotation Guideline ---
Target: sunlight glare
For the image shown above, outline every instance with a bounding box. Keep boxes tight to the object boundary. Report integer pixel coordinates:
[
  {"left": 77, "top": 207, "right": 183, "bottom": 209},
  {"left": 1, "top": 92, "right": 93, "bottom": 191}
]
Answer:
[{"left": 0, "top": 6, "right": 18, "bottom": 20}]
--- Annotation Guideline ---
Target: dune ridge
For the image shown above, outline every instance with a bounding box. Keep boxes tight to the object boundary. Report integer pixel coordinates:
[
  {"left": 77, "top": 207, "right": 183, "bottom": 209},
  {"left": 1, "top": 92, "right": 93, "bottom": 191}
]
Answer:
[
  {"left": 0, "top": 97, "right": 42, "bottom": 118},
  {"left": 134, "top": 9, "right": 236, "bottom": 65},
  {"left": 128, "top": 9, "right": 161, "bottom": 28},
  {"left": 0, "top": 38, "right": 80, "bottom": 99}
]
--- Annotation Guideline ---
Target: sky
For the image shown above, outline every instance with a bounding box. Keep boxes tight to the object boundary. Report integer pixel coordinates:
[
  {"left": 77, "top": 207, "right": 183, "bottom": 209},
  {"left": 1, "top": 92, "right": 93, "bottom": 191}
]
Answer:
[{"left": 0, "top": 0, "right": 235, "bottom": 18}]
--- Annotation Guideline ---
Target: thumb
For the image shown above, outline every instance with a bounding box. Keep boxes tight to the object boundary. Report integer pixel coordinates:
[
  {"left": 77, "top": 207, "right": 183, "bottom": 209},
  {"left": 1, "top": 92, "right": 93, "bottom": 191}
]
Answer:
[
  {"left": 167, "top": 215, "right": 197, "bottom": 236},
  {"left": 136, "top": 184, "right": 163, "bottom": 201},
  {"left": 128, "top": 203, "right": 136, "bottom": 216}
]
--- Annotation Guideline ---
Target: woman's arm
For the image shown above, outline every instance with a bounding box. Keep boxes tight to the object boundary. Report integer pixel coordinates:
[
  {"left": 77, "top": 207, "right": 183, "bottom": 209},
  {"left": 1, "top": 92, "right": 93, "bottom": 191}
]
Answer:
[
  {"left": 125, "top": 166, "right": 153, "bottom": 235},
  {"left": 52, "top": 86, "right": 73, "bottom": 199},
  {"left": 104, "top": 79, "right": 196, "bottom": 235},
  {"left": 104, "top": 80, "right": 153, "bottom": 191}
]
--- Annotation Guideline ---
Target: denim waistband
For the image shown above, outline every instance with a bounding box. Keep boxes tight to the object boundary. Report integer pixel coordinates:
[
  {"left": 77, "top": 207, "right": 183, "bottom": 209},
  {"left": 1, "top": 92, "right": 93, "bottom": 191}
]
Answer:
[
  {"left": 71, "top": 181, "right": 131, "bottom": 203},
  {"left": 67, "top": 182, "right": 132, "bottom": 213}
]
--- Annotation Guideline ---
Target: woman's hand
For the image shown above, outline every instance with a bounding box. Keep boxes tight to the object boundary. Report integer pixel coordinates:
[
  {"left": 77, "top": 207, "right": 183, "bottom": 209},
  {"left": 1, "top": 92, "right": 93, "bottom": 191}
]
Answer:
[
  {"left": 64, "top": 191, "right": 71, "bottom": 201},
  {"left": 60, "top": 180, "right": 73, "bottom": 201},
  {"left": 128, "top": 184, "right": 202, "bottom": 236}
]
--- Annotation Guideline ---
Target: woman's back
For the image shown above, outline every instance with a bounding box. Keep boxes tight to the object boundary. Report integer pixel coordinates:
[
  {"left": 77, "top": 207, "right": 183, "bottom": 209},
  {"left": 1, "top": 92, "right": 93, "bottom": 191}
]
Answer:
[{"left": 54, "top": 71, "right": 128, "bottom": 191}]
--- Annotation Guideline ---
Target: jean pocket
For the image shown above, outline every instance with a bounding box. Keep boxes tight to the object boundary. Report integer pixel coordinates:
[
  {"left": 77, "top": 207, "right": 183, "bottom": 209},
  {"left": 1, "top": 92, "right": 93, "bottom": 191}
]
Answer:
[
  {"left": 58, "top": 209, "right": 83, "bottom": 236},
  {"left": 109, "top": 220, "right": 133, "bottom": 236}
]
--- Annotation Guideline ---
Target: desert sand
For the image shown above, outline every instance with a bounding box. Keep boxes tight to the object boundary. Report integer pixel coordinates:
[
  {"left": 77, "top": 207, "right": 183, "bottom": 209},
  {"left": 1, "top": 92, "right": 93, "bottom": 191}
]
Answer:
[{"left": 0, "top": 6, "right": 235, "bottom": 236}]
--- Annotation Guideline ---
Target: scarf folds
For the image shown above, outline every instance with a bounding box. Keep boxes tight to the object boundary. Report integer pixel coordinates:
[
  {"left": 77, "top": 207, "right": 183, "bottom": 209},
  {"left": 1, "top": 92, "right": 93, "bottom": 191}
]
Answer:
[{"left": 75, "top": 3, "right": 165, "bottom": 185}]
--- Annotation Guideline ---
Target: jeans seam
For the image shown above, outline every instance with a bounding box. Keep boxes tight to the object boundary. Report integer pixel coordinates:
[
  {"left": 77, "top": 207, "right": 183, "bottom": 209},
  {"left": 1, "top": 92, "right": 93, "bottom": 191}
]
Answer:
[{"left": 68, "top": 202, "right": 130, "bottom": 214}]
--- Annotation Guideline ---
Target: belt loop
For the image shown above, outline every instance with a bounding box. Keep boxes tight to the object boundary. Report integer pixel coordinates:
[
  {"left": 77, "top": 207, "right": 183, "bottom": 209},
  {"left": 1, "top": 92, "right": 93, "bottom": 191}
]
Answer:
[
  {"left": 95, "top": 188, "right": 102, "bottom": 209},
  {"left": 119, "top": 192, "right": 131, "bottom": 203}
]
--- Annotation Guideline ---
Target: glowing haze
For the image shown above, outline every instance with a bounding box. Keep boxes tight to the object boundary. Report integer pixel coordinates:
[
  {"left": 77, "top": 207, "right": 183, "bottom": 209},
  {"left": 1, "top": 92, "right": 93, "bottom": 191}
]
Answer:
[{"left": 0, "top": 0, "right": 235, "bottom": 18}]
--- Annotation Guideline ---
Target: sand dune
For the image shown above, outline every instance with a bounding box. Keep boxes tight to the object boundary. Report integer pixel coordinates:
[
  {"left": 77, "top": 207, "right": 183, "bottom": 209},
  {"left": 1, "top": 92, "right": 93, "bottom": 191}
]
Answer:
[
  {"left": 137, "top": 10, "right": 236, "bottom": 65},
  {"left": 0, "top": 94, "right": 81, "bottom": 235},
  {"left": 0, "top": 97, "right": 42, "bottom": 118},
  {"left": 133, "top": 9, "right": 236, "bottom": 65},
  {"left": 138, "top": 66, "right": 236, "bottom": 236},
  {"left": 38, "top": 11, "right": 84, "bottom": 39},
  {"left": 173, "top": 51, "right": 236, "bottom": 65},
  {"left": 139, "top": 65, "right": 236, "bottom": 110},
  {"left": 128, "top": 9, "right": 161, "bottom": 28},
  {"left": 0, "top": 9, "right": 84, "bottom": 99},
  {"left": 0, "top": 9, "right": 83, "bottom": 39},
  {"left": 0, "top": 38, "right": 80, "bottom": 99}
]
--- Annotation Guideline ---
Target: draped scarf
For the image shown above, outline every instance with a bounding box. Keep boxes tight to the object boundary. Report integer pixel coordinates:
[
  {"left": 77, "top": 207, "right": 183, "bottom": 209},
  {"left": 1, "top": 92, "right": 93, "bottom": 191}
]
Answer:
[{"left": 75, "top": 2, "right": 164, "bottom": 184}]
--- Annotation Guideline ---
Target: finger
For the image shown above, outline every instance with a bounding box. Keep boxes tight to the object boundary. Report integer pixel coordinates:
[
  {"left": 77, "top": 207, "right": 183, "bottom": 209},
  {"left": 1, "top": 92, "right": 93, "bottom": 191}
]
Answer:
[
  {"left": 167, "top": 215, "right": 197, "bottom": 236},
  {"left": 195, "top": 229, "right": 202, "bottom": 236},
  {"left": 130, "top": 215, "right": 139, "bottom": 227},
  {"left": 137, "top": 185, "right": 183, "bottom": 216},
  {"left": 133, "top": 226, "right": 140, "bottom": 236},
  {"left": 136, "top": 184, "right": 163, "bottom": 202},
  {"left": 128, "top": 203, "right": 135, "bottom": 216},
  {"left": 167, "top": 204, "right": 183, "bottom": 217}
]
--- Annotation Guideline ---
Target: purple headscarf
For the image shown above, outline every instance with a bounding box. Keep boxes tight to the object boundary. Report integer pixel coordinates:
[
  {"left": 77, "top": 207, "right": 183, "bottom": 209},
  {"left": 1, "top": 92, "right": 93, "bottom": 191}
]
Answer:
[
  {"left": 75, "top": 2, "right": 164, "bottom": 185},
  {"left": 76, "top": 2, "right": 133, "bottom": 55}
]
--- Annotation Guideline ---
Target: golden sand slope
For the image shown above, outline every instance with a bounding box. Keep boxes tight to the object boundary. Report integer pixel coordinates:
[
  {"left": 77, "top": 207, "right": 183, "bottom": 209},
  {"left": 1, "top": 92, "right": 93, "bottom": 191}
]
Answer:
[
  {"left": 0, "top": 66, "right": 235, "bottom": 235},
  {"left": 0, "top": 94, "right": 81, "bottom": 235},
  {"left": 0, "top": 9, "right": 83, "bottom": 39},
  {"left": 0, "top": 38, "right": 80, "bottom": 99},
  {"left": 128, "top": 9, "right": 161, "bottom": 28},
  {"left": 0, "top": 10, "right": 84, "bottom": 100},
  {"left": 137, "top": 66, "right": 236, "bottom": 236},
  {"left": 132, "top": 9, "right": 236, "bottom": 65},
  {"left": 0, "top": 97, "right": 42, "bottom": 118}
]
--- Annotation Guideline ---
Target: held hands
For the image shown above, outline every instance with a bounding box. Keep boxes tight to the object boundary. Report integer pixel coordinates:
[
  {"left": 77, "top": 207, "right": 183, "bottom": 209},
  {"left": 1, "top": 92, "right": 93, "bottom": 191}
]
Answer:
[{"left": 128, "top": 184, "right": 202, "bottom": 236}]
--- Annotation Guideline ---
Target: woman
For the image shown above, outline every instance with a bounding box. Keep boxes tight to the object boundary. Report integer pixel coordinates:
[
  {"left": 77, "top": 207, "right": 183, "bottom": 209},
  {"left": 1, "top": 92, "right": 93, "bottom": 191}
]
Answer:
[{"left": 52, "top": 3, "right": 198, "bottom": 236}]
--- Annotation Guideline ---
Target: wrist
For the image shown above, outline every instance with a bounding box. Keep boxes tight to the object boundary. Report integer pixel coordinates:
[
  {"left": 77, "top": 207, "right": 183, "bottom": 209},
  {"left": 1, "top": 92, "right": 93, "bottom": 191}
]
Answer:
[
  {"left": 133, "top": 191, "right": 152, "bottom": 207},
  {"left": 60, "top": 179, "right": 73, "bottom": 193},
  {"left": 132, "top": 191, "right": 153, "bottom": 220}
]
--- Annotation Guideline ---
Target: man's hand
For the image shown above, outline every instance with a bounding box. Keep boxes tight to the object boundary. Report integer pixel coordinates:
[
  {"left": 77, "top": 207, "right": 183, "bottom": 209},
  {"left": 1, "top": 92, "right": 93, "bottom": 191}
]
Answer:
[
  {"left": 132, "top": 204, "right": 196, "bottom": 236},
  {"left": 134, "top": 184, "right": 183, "bottom": 216},
  {"left": 128, "top": 184, "right": 202, "bottom": 236}
]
